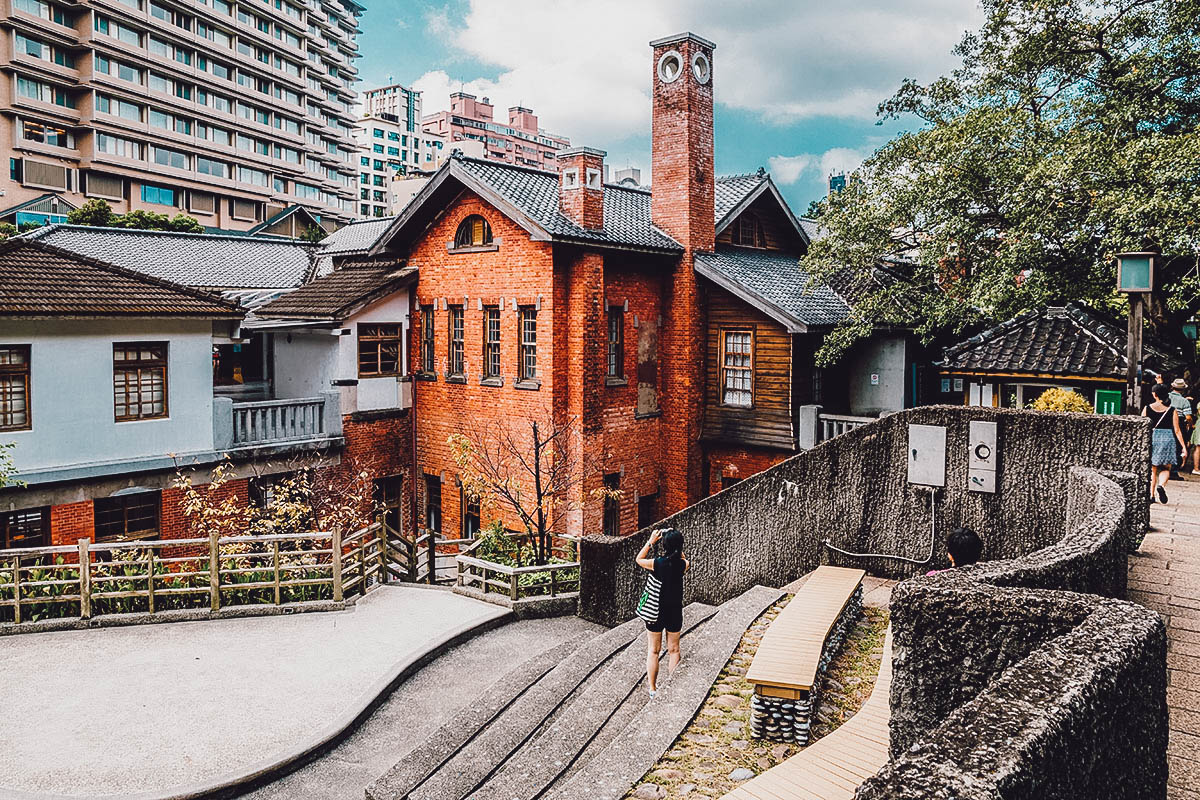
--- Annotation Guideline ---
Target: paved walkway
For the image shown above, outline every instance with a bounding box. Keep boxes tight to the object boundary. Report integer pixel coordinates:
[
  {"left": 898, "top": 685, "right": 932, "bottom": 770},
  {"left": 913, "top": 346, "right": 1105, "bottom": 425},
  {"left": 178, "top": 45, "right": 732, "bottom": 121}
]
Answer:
[
  {"left": 0, "top": 585, "right": 507, "bottom": 799},
  {"left": 1128, "top": 474, "right": 1200, "bottom": 800}
]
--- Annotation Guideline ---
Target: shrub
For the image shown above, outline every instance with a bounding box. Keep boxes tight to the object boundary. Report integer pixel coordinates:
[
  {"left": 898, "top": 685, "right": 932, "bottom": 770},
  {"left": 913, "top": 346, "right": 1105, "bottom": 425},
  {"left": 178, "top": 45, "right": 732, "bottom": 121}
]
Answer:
[{"left": 1030, "top": 387, "right": 1094, "bottom": 413}]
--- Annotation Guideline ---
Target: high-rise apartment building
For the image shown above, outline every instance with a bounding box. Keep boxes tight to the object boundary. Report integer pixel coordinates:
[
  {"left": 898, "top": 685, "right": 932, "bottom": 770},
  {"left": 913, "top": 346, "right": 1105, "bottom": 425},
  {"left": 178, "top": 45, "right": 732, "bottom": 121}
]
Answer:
[
  {"left": 421, "top": 93, "right": 569, "bottom": 170},
  {"left": 0, "top": 0, "right": 363, "bottom": 231},
  {"left": 352, "top": 83, "right": 447, "bottom": 218}
]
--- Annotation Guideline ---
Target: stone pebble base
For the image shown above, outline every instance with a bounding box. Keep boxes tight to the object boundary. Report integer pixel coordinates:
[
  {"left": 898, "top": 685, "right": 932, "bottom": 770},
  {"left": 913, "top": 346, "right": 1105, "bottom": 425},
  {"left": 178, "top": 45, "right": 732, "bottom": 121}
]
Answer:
[{"left": 750, "top": 585, "right": 863, "bottom": 744}]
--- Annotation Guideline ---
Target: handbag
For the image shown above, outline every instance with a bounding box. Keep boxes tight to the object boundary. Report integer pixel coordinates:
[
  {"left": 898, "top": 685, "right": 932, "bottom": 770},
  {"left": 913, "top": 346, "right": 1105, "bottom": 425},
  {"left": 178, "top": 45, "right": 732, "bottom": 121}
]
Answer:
[{"left": 636, "top": 572, "right": 662, "bottom": 624}]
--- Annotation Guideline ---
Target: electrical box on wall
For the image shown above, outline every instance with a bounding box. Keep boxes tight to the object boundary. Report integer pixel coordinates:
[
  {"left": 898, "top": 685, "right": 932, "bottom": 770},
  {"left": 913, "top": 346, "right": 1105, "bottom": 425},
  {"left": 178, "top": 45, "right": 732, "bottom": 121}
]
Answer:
[
  {"left": 968, "top": 420, "right": 999, "bottom": 493},
  {"left": 907, "top": 424, "right": 947, "bottom": 487}
]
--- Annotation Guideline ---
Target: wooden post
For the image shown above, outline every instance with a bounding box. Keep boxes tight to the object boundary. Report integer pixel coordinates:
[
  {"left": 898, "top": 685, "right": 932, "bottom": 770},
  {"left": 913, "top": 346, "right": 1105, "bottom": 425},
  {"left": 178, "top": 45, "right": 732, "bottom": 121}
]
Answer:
[
  {"left": 377, "top": 523, "right": 388, "bottom": 585},
  {"left": 209, "top": 531, "right": 220, "bottom": 612},
  {"left": 358, "top": 530, "right": 368, "bottom": 592},
  {"left": 12, "top": 554, "right": 21, "bottom": 625},
  {"left": 272, "top": 540, "right": 281, "bottom": 606},
  {"left": 550, "top": 567, "right": 557, "bottom": 597},
  {"left": 78, "top": 539, "right": 92, "bottom": 620},
  {"left": 332, "top": 528, "right": 343, "bottom": 603},
  {"left": 509, "top": 570, "right": 519, "bottom": 602},
  {"left": 457, "top": 558, "right": 464, "bottom": 587},
  {"left": 146, "top": 548, "right": 155, "bottom": 615}
]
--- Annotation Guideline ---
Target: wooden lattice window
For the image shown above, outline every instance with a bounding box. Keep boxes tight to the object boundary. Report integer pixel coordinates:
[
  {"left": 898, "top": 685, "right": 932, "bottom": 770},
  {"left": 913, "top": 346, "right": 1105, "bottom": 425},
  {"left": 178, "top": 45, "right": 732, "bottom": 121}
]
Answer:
[
  {"left": 720, "top": 329, "right": 753, "bottom": 407},
  {"left": 732, "top": 214, "right": 764, "bottom": 248},
  {"left": 518, "top": 307, "right": 537, "bottom": 381},
  {"left": 607, "top": 308, "right": 624, "bottom": 378},
  {"left": 454, "top": 214, "right": 493, "bottom": 248},
  {"left": 358, "top": 323, "right": 402, "bottom": 377},
  {"left": 0, "top": 345, "right": 31, "bottom": 431},
  {"left": 1, "top": 507, "right": 48, "bottom": 548},
  {"left": 448, "top": 305, "right": 464, "bottom": 376},
  {"left": 483, "top": 306, "right": 501, "bottom": 379},
  {"left": 113, "top": 342, "right": 167, "bottom": 421},
  {"left": 94, "top": 492, "right": 160, "bottom": 542}
]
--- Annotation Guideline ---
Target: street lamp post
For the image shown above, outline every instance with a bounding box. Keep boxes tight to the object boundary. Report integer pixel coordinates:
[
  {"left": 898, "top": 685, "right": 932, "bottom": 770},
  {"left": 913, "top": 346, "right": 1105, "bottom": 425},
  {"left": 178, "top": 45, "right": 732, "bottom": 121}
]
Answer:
[{"left": 1116, "top": 252, "right": 1157, "bottom": 413}]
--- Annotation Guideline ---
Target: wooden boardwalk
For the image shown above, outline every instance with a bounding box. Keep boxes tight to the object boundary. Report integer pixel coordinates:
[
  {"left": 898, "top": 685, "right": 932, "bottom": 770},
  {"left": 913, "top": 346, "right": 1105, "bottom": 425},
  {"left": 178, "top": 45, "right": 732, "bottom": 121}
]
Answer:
[
  {"left": 1129, "top": 474, "right": 1200, "bottom": 800},
  {"left": 723, "top": 627, "right": 892, "bottom": 800}
]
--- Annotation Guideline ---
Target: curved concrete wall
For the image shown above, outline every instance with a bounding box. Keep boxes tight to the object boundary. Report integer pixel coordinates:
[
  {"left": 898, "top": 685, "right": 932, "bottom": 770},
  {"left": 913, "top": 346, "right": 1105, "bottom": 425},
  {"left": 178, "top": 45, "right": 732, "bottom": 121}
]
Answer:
[{"left": 580, "top": 405, "right": 1149, "bottom": 627}]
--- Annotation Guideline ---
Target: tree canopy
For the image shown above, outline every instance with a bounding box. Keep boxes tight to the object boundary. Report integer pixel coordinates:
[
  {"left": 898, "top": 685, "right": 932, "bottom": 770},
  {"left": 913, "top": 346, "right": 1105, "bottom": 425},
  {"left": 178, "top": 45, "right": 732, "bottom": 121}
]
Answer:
[
  {"left": 804, "top": 0, "right": 1200, "bottom": 363},
  {"left": 67, "top": 199, "right": 205, "bottom": 234}
]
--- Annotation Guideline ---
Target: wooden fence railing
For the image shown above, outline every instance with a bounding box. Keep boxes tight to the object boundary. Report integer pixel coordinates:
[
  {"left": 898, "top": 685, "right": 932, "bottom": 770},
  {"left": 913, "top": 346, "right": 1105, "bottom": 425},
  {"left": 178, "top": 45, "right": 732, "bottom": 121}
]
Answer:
[
  {"left": 456, "top": 555, "right": 581, "bottom": 602},
  {"left": 0, "top": 521, "right": 412, "bottom": 626}
]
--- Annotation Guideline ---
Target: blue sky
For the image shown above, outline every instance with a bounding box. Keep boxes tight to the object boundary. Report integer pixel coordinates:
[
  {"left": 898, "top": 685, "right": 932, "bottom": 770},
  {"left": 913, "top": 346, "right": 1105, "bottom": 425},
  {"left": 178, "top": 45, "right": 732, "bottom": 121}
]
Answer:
[{"left": 355, "top": 1, "right": 984, "bottom": 214}]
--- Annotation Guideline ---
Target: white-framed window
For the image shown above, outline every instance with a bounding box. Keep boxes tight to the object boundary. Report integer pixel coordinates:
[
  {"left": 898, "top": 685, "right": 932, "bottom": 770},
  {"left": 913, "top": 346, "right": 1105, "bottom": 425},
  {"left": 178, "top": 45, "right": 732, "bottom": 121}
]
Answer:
[{"left": 720, "top": 329, "right": 753, "bottom": 407}]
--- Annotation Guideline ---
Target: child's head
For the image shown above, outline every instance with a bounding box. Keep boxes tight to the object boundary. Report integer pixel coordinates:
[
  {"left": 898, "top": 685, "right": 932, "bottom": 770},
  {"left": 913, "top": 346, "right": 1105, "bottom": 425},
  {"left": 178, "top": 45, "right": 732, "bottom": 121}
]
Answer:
[{"left": 947, "top": 527, "right": 983, "bottom": 567}]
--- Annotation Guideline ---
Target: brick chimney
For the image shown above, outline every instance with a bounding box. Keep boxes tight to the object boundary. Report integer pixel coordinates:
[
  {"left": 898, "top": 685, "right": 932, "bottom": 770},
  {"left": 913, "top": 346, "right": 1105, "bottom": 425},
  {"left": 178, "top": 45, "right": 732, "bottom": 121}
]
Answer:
[
  {"left": 650, "top": 32, "right": 715, "bottom": 251},
  {"left": 556, "top": 146, "right": 606, "bottom": 230}
]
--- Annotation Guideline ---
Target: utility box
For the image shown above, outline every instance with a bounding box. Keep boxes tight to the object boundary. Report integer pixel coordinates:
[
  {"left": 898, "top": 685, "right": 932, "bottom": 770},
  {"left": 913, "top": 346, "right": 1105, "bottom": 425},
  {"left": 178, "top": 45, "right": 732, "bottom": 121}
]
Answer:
[
  {"left": 968, "top": 420, "right": 999, "bottom": 493},
  {"left": 908, "top": 424, "right": 947, "bottom": 487}
]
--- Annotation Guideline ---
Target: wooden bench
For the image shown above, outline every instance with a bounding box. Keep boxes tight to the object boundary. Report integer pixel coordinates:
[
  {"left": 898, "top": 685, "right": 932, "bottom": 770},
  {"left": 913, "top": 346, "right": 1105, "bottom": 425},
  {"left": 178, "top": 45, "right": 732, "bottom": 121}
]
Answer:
[
  {"left": 723, "top": 626, "right": 894, "bottom": 800},
  {"left": 745, "top": 565, "right": 866, "bottom": 744}
]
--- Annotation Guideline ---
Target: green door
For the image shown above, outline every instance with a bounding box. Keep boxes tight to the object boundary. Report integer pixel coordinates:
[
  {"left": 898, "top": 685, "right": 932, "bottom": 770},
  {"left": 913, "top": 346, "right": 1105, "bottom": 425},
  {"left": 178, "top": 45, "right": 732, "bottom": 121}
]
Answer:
[{"left": 1095, "top": 388, "right": 1123, "bottom": 415}]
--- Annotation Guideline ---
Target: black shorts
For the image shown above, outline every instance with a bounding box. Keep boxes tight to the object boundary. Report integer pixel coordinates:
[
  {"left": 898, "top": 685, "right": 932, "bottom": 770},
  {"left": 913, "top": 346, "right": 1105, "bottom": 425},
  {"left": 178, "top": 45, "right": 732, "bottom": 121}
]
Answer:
[{"left": 646, "top": 606, "right": 683, "bottom": 634}]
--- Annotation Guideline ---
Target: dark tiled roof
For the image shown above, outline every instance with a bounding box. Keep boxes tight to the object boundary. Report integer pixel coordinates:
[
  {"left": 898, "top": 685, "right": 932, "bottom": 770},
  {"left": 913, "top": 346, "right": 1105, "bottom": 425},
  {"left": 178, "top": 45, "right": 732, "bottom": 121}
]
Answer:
[
  {"left": 248, "top": 204, "right": 321, "bottom": 235},
  {"left": 451, "top": 157, "right": 682, "bottom": 252},
  {"left": 254, "top": 260, "right": 415, "bottom": 320},
  {"left": 714, "top": 172, "right": 767, "bottom": 224},
  {"left": 20, "top": 225, "right": 320, "bottom": 290},
  {"left": 939, "top": 303, "right": 1185, "bottom": 378},
  {"left": 0, "top": 240, "right": 242, "bottom": 318},
  {"left": 321, "top": 216, "right": 396, "bottom": 255},
  {"left": 695, "top": 246, "right": 850, "bottom": 330}
]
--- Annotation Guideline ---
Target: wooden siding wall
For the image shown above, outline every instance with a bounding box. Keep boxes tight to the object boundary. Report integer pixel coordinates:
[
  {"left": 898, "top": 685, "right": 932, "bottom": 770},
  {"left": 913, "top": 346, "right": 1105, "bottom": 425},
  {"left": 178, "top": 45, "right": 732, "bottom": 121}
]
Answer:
[
  {"left": 703, "top": 288, "right": 795, "bottom": 450},
  {"left": 715, "top": 192, "right": 805, "bottom": 253}
]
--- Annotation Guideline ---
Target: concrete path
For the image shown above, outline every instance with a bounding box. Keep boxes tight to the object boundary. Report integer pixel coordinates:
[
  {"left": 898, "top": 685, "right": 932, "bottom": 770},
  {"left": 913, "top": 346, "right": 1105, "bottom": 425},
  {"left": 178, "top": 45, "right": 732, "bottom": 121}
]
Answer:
[
  {"left": 237, "top": 614, "right": 603, "bottom": 800},
  {"left": 1129, "top": 474, "right": 1200, "bottom": 800},
  {"left": 0, "top": 585, "right": 508, "bottom": 799}
]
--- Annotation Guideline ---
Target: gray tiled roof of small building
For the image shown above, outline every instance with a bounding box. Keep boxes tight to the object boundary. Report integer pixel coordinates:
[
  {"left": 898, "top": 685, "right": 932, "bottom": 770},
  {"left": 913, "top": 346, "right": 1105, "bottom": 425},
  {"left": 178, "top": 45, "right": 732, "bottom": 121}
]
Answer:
[
  {"left": 453, "top": 157, "right": 683, "bottom": 252},
  {"left": 321, "top": 216, "right": 397, "bottom": 255},
  {"left": 695, "top": 247, "right": 851, "bottom": 328},
  {"left": 714, "top": 172, "right": 768, "bottom": 223},
  {"left": 19, "top": 224, "right": 319, "bottom": 290},
  {"left": 0, "top": 239, "right": 242, "bottom": 317},
  {"left": 254, "top": 261, "right": 415, "bottom": 319},
  {"left": 939, "top": 303, "right": 1185, "bottom": 377}
]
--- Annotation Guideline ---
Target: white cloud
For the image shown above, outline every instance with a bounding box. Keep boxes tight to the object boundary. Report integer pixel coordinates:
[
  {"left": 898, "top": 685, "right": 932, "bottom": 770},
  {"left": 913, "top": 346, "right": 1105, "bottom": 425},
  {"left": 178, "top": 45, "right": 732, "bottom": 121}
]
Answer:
[
  {"left": 769, "top": 147, "right": 869, "bottom": 185},
  {"left": 413, "top": 0, "right": 983, "bottom": 146}
]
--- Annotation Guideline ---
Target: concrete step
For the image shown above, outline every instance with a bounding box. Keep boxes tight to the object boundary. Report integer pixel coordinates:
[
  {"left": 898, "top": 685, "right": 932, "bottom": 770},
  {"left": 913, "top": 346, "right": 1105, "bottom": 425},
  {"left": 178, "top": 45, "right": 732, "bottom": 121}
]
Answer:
[
  {"left": 468, "top": 605, "right": 719, "bottom": 800},
  {"left": 546, "top": 585, "right": 783, "bottom": 800},
  {"left": 366, "top": 603, "right": 717, "bottom": 800}
]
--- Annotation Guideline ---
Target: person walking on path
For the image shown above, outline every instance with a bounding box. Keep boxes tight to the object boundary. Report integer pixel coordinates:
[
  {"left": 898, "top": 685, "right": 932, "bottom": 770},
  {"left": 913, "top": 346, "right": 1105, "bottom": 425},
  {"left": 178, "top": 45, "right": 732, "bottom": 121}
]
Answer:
[
  {"left": 635, "top": 528, "right": 689, "bottom": 697},
  {"left": 1170, "top": 378, "right": 1195, "bottom": 476},
  {"left": 1145, "top": 382, "right": 1188, "bottom": 504}
]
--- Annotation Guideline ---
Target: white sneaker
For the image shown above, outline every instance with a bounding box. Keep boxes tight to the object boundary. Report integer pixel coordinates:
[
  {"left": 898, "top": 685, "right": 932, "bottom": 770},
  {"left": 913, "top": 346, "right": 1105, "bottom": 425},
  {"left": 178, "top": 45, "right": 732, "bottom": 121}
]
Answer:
[{"left": 648, "top": 689, "right": 656, "bottom": 698}]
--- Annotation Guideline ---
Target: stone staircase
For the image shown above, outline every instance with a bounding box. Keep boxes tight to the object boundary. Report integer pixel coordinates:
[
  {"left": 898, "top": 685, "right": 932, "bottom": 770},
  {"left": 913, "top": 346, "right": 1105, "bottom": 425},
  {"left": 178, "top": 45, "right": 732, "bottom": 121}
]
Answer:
[{"left": 365, "top": 585, "right": 782, "bottom": 800}]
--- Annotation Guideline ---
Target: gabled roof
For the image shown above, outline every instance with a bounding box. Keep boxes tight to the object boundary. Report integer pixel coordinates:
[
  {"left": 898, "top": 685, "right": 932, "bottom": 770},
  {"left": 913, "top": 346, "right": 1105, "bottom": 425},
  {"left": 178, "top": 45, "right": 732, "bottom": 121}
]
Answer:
[
  {"left": 0, "top": 239, "right": 242, "bottom": 318},
  {"left": 695, "top": 246, "right": 850, "bottom": 332},
  {"left": 248, "top": 204, "right": 322, "bottom": 235},
  {"left": 252, "top": 259, "right": 416, "bottom": 322},
  {"left": 939, "top": 303, "right": 1186, "bottom": 379},
  {"left": 19, "top": 224, "right": 321, "bottom": 290},
  {"left": 320, "top": 215, "right": 397, "bottom": 256},
  {"left": 713, "top": 170, "right": 810, "bottom": 247},
  {"left": 0, "top": 193, "right": 77, "bottom": 218},
  {"left": 371, "top": 154, "right": 683, "bottom": 256}
]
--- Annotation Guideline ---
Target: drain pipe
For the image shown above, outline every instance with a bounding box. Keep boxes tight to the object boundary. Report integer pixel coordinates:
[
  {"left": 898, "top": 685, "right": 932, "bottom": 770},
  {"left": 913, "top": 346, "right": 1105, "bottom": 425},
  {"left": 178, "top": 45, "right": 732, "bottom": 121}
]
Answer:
[{"left": 823, "top": 485, "right": 938, "bottom": 566}]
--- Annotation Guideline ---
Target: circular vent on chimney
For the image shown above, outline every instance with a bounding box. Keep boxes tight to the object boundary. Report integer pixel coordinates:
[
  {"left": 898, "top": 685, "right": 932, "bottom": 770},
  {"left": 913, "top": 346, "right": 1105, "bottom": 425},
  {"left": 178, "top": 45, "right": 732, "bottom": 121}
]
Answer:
[
  {"left": 691, "top": 52, "right": 711, "bottom": 84},
  {"left": 657, "top": 50, "right": 683, "bottom": 84}
]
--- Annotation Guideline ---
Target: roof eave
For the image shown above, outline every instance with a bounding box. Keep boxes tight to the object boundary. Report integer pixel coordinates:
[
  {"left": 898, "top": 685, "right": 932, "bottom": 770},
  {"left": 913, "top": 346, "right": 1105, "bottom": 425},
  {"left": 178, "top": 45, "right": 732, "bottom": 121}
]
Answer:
[
  {"left": 694, "top": 259, "right": 808, "bottom": 333},
  {"left": 552, "top": 235, "right": 683, "bottom": 257},
  {"left": 713, "top": 177, "right": 810, "bottom": 247}
]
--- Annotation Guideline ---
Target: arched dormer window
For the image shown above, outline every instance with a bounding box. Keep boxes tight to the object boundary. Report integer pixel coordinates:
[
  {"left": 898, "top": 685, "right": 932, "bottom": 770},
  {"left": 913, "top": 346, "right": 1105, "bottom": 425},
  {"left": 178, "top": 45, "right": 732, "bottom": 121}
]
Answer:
[{"left": 454, "top": 215, "right": 493, "bottom": 248}]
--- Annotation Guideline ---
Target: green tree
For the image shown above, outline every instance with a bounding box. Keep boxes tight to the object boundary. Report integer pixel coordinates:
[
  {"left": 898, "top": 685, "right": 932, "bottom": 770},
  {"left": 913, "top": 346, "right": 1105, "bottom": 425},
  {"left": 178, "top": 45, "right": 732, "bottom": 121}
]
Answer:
[
  {"left": 0, "top": 443, "right": 22, "bottom": 489},
  {"left": 0, "top": 223, "right": 17, "bottom": 241},
  {"left": 804, "top": 0, "right": 1200, "bottom": 363},
  {"left": 299, "top": 224, "right": 328, "bottom": 243},
  {"left": 67, "top": 198, "right": 114, "bottom": 227}
]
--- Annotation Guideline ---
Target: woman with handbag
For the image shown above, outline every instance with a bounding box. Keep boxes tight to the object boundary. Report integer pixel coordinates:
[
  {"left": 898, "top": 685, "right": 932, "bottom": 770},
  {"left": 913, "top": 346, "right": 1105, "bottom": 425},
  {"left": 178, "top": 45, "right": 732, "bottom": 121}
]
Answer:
[
  {"left": 1144, "top": 382, "right": 1188, "bottom": 504},
  {"left": 635, "top": 528, "right": 689, "bottom": 697}
]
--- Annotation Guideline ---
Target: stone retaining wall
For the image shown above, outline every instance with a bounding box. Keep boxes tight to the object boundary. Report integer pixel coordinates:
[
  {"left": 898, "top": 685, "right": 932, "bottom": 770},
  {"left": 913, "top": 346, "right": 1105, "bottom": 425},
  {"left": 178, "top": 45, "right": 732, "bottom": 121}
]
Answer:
[
  {"left": 864, "top": 466, "right": 1168, "bottom": 800},
  {"left": 580, "top": 406, "right": 1149, "bottom": 627}
]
